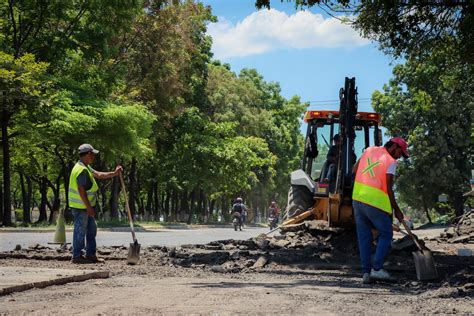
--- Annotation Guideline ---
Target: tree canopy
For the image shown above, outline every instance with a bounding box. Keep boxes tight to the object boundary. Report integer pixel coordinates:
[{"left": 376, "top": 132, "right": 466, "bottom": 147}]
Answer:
[{"left": 0, "top": 0, "right": 306, "bottom": 226}]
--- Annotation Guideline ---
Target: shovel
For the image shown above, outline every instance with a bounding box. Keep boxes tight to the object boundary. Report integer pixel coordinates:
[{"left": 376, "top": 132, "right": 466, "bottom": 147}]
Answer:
[
  {"left": 119, "top": 173, "right": 141, "bottom": 265},
  {"left": 401, "top": 220, "right": 438, "bottom": 281}
]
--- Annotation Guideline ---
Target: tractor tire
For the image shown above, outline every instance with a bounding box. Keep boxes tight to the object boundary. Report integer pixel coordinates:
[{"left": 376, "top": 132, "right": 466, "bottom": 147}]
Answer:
[{"left": 285, "top": 185, "right": 314, "bottom": 219}]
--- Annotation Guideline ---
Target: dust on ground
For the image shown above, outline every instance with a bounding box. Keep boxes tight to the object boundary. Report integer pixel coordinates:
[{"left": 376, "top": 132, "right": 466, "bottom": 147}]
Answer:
[{"left": 1, "top": 220, "right": 473, "bottom": 314}]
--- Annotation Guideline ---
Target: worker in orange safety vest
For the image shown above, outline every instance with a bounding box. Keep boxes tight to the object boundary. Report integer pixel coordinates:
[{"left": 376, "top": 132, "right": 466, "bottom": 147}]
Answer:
[{"left": 352, "top": 137, "right": 408, "bottom": 284}]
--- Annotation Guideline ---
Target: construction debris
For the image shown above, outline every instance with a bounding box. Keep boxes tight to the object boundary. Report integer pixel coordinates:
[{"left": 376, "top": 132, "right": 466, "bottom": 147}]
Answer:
[
  {"left": 1, "top": 220, "right": 473, "bottom": 293},
  {"left": 439, "top": 211, "right": 474, "bottom": 243}
]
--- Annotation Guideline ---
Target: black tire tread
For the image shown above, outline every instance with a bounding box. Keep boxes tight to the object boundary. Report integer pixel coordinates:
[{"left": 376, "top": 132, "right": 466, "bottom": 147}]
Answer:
[{"left": 285, "top": 185, "right": 314, "bottom": 219}]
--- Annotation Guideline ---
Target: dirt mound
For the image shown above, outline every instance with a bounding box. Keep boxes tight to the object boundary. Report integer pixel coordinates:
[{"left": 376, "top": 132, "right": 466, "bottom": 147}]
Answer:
[
  {"left": 160, "top": 221, "right": 361, "bottom": 272},
  {"left": 439, "top": 211, "right": 474, "bottom": 243}
]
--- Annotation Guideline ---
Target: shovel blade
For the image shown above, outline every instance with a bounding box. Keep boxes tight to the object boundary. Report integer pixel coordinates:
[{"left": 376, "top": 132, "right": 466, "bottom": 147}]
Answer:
[
  {"left": 127, "top": 242, "right": 141, "bottom": 265},
  {"left": 412, "top": 250, "right": 438, "bottom": 281}
]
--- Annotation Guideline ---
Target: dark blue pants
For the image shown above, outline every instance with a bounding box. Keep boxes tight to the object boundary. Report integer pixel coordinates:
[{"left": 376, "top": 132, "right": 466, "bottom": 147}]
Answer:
[
  {"left": 353, "top": 201, "right": 393, "bottom": 273},
  {"left": 72, "top": 208, "right": 97, "bottom": 258}
]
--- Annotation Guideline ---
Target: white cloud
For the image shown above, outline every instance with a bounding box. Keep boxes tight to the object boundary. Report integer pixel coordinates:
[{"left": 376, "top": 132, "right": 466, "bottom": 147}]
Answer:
[{"left": 207, "top": 9, "right": 370, "bottom": 60}]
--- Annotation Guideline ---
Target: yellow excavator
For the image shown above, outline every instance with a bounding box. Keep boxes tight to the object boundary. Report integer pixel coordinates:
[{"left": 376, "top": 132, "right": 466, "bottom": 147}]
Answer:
[{"left": 283, "top": 77, "right": 382, "bottom": 227}]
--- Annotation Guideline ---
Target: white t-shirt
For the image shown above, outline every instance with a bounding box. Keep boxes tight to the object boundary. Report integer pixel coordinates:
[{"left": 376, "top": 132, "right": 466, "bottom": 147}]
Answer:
[{"left": 387, "top": 161, "right": 398, "bottom": 175}]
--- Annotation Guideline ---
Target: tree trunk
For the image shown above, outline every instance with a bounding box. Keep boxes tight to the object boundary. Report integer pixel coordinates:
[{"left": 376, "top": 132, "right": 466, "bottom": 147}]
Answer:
[
  {"left": 452, "top": 191, "right": 464, "bottom": 218},
  {"left": 164, "top": 189, "right": 171, "bottom": 222},
  {"left": 146, "top": 184, "right": 153, "bottom": 219},
  {"left": 198, "top": 189, "right": 204, "bottom": 220},
  {"left": 99, "top": 181, "right": 109, "bottom": 218},
  {"left": 0, "top": 182, "right": 3, "bottom": 225},
  {"left": 20, "top": 172, "right": 33, "bottom": 225},
  {"left": 220, "top": 196, "right": 227, "bottom": 221},
  {"left": 63, "top": 162, "right": 74, "bottom": 222},
  {"left": 186, "top": 189, "right": 195, "bottom": 224},
  {"left": 422, "top": 199, "right": 431, "bottom": 224},
  {"left": 172, "top": 189, "right": 179, "bottom": 222},
  {"left": 129, "top": 158, "right": 137, "bottom": 217},
  {"left": 136, "top": 170, "right": 145, "bottom": 219},
  {"left": 153, "top": 183, "right": 160, "bottom": 221},
  {"left": 209, "top": 199, "right": 215, "bottom": 223},
  {"left": 46, "top": 175, "right": 61, "bottom": 224},
  {"left": 181, "top": 190, "right": 189, "bottom": 222},
  {"left": 37, "top": 177, "right": 48, "bottom": 223},
  {"left": 109, "top": 176, "right": 119, "bottom": 220},
  {"left": 1, "top": 109, "right": 12, "bottom": 226}
]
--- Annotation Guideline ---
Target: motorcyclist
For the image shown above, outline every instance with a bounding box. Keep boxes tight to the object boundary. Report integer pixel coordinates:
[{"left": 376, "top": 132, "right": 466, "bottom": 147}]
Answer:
[
  {"left": 232, "top": 197, "right": 247, "bottom": 228},
  {"left": 268, "top": 201, "right": 280, "bottom": 228}
]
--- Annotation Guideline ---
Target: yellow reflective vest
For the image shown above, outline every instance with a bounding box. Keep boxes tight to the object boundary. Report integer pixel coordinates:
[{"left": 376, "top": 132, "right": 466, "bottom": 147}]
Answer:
[{"left": 68, "top": 162, "right": 98, "bottom": 209}]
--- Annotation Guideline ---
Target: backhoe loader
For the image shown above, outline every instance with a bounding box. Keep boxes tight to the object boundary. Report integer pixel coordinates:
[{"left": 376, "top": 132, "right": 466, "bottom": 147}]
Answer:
[{"left": 283, "top": 77, "right": 382, "bottom": 227}]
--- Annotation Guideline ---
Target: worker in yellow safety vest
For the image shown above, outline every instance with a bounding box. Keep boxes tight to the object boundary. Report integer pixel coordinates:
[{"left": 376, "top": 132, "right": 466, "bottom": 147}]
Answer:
[
  {"left": 352, "top": 137, "right": 408, "bottom": 284},
  {"left": 69, "top": 144, "right": 122, "bottom": 264}
]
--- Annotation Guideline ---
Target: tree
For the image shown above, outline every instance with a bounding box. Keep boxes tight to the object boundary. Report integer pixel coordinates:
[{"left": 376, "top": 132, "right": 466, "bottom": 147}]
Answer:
[
  {"left": 0, "top": 0, "right": 142, "bottom": 225},
  {"left": 372, "top": 41, "right": 473, "bottom": 217},
  {"left": 124, "top": 1, "right": 215, "bottom": 131},
  {"left": 0, "top": 52, "right": 48, "bottom": 225},
  {"left": 206, "top": 63, "right": 306, "bottom": 213},
  {"left": 353, "top": 2, "right": 473, "bottom": 63}
]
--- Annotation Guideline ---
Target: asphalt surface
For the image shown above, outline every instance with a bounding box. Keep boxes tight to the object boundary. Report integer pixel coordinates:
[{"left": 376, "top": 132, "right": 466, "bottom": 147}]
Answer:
[{"left": 0, "top": 227, "right": 269, "bottom": 252}]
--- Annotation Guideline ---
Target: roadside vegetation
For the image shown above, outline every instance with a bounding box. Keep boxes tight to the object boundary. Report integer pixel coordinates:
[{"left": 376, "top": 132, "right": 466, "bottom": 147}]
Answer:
[
  {"left": 0, "top": 1, "right": 305, "bottom": 226},
  {"left": 0, "top": 1, "right": 472, "bottom": 227}
]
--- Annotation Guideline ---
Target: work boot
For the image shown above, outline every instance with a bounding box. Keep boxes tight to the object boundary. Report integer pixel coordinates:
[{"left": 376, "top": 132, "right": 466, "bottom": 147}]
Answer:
[
  {"left": 362, "top": 273, "right": 371, "bottom": 284},
  {"left": 370, "top": 269, "right": 396, "bottom": 282},
  {"left": 85, "top": 255, "right": 105, "bottom": 263},
  {"left": 71, "top": 256, "right": 92, "bottom": 264}
]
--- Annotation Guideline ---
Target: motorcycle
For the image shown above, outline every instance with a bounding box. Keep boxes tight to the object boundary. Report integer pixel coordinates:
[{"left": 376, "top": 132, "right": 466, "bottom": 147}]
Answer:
[
  {"left": 232, "top": 212, "right": 242, "bottom": 231},
  {"left": 268, "top": 216, "right": 278, "bottom": 230}
]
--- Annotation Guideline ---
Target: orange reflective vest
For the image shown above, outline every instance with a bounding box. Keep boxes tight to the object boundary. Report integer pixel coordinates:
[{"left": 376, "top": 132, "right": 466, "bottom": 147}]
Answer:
[{"left": 352, "top": 146, "right": 395, "bottom": 214}]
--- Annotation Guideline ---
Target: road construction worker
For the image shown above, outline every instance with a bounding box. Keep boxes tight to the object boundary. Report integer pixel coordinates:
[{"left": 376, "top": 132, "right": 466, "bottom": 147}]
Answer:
[
  {"left": 69, "top": 144, "right": 122, "bottom": 264},
  {"left": 352, "top": 137, "right": 408, "bottom": 283},
  {"left": 232, "top": 197, "right": 247, "bottom": 226}
]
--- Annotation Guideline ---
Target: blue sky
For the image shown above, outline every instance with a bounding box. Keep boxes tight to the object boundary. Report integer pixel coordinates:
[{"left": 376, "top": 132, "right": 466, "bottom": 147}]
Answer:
[{"left": 201, "top": 0, "right": 399, "bottom": 113}]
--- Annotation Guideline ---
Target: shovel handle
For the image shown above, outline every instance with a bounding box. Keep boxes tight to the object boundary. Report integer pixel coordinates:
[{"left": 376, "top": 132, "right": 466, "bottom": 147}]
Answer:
[
  {"left": 119, "top": 173, "right": 137, "bottom": 243},
  {"left": 392, "top": 224, "right": 408, "bottom": 236},
  {"left": 401, "top": 220, "right": 424, "bottom": 251},
  {"left": 265, "top": 225, "right": 280, "bottom": 235}
]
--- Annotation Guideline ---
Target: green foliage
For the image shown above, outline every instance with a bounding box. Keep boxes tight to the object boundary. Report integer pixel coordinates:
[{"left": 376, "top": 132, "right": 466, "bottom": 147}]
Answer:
[
  {"left": 206, "top": 63, "right": 306, "bottom": 205},
  {"left": 0, "top": 51, "right": 49, "bottom": 105},
  {"left": 0, "top": 0, "right": 307, "bottom": 225},
  {"left": 373, "top": 40, "right": 473, "bottom": 217},
  {"left": 124, "top": 1, "right": 215, "bottom": 127}
]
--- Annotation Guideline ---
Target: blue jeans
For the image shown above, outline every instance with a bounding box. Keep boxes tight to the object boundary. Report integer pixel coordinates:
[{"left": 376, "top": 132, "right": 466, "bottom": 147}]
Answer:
[
  {"left": 72, "top": 208, "right": 97, "bottom": 258},
  {"left": 353, "top": 201, "right": 393, "bottom": 273}
]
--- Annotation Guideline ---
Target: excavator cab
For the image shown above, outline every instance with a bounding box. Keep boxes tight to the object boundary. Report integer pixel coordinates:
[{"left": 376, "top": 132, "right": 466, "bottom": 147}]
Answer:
[{"left": 283, "top": 77, "right": 382, "bottom": 227}]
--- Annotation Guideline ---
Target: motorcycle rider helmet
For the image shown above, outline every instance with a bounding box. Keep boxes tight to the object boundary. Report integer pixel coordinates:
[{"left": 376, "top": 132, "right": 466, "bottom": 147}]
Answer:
[
  {"left": 271, "top": 201, "right": 276, "bottom": 206},
  {"left": 236, "top": 197, "right": 243, "bottom": 203}
]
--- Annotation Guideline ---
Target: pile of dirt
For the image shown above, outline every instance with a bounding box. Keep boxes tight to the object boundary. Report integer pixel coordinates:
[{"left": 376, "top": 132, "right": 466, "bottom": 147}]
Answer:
[
  {"left": 439, "top": 211, "right": 474, "bottom": 243},
  {"left": 147, "top": 220, "right": 363, "bottom": 273},
  {"left": 0, "top": 220, "right": 360, "bottom": 273}
]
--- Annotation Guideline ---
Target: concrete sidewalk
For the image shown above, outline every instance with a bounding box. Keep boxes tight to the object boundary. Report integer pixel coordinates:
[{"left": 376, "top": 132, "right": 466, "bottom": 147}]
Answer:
[{"left": 0, "top": 267, "right": 109, "bottom": 296}]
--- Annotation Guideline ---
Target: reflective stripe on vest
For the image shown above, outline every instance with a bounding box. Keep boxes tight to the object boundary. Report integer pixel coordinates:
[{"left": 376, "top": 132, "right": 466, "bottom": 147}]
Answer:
[
  {"left": 352, "top": 146, "right": 395, "bottom": 214},
  {"left": 68, "top": 162, "right": 98, "bottom": 209}
]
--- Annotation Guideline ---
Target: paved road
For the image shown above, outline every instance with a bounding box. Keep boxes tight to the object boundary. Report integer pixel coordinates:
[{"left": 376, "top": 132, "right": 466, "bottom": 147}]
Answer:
[
  {"left": 0, "top": 226, "right": 447, "bottom": 252},
  {"left": 0, "top": 227, "right": 269, "bottom": 252}
]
